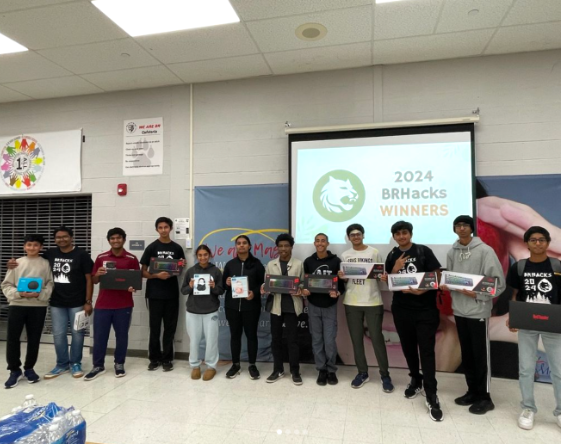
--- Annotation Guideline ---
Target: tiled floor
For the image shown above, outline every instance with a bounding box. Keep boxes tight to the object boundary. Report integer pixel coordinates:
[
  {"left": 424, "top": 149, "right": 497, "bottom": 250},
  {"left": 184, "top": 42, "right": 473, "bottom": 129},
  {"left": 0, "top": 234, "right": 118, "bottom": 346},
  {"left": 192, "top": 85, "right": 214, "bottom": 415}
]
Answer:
[{"left": 1, "top": 342, "right": 559, "bottom": 444}]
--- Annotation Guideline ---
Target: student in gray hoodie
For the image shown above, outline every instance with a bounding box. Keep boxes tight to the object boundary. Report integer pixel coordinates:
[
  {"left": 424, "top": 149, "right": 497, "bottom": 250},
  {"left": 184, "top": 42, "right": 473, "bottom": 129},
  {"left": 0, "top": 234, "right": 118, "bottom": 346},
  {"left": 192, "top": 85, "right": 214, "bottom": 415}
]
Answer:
[
  {"left": 181, "top": 245, "right": 224, "bottom": 382},
  {"left": 442, "top": 215, "right": 505, "bottom": 416}
]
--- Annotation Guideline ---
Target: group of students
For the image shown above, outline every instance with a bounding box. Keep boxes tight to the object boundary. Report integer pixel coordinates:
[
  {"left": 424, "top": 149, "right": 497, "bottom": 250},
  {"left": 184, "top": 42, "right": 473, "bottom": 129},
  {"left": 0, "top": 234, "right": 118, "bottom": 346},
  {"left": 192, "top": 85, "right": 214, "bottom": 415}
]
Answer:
[{"left": 1, "top": 216, "right": 560, "bottom": 430}]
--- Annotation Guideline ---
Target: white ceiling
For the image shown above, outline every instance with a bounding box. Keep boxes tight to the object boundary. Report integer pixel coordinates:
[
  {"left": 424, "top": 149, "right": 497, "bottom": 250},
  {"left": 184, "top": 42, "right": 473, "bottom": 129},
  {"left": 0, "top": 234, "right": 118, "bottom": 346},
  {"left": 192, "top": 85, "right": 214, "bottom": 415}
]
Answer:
[{"left": 0, "top": 0, "right": 559, "bottom": 103}]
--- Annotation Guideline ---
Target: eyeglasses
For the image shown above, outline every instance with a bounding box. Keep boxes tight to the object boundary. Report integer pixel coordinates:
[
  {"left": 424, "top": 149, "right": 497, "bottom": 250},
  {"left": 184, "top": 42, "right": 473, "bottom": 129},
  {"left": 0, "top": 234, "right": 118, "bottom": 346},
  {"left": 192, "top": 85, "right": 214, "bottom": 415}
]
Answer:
[
  {"left": 528, "top": 238, "right": 548, "bottom": 244},
  {"left": 454, "top": 223, "right": 471, "bottom": 229},
  {"left": 55, "top": 236, "right": 70, "bottom": 240},
  {"left": 349, "top": 233, "right": 363, "bottom": 238}
]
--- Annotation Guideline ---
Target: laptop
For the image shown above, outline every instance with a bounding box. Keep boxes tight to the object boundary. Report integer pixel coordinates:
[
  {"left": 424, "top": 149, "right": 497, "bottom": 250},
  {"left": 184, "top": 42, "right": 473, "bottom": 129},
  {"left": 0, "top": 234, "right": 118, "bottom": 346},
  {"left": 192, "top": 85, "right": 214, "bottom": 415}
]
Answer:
[
  {"left": 100, "top": 270, "right": 143, "bottom": 291},
  {"left": 509, "top": 300, "right": 561, "bottom": 334}
]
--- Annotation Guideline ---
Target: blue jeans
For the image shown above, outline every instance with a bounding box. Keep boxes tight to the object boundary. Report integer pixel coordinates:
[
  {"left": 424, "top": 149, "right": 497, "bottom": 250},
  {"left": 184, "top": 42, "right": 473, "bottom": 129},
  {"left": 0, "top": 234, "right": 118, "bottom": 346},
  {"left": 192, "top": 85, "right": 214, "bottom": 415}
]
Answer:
[
  {"left": 186, "top": 311, "right": 219, "bottom": 369},
  {"left": 50, "top": 306, "right": 86, "bottom": 368},
  {"left": 92, "top": 308, "right": 133, "bottom": 368},
  {"left": 518, "top": 329, "right": 561, "bottom": 416}
]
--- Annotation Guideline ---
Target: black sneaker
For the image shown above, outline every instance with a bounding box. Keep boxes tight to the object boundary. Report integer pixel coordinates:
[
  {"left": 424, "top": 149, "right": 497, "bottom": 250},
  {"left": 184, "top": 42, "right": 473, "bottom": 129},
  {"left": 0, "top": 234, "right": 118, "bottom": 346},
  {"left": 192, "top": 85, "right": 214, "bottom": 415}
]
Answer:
[
  {"left": 4, "top": 370, "right": 23, "bottom": 389},
  {"left": 351, "top": 372, "right": 369, "bottom": 389},
  {"left": 114, "top": 364, "right": 126, "bottom": 378},
  {"left": 404, "top": 376, "right": 423, "bottom": 399},
  {"left": 454, "top": 392, "right": 477, "bottom": 406},
  {"left": 317, "top": 370, "right": 327, "bottom": 386},
  {"left": 162, "top": 361, "right": 174, "bottom": 372},
  {"left": 248, "top": 365, "right": 260, "bottom": 380},
  {"left": 226, "top": 364, "right": 241, "bottom": 379},
  {"left": 426, "top": 395, "right": 444, "bottom": 422},
  {"left": 147, "top": 361, "right": 160, "bottom": 371},
  {"left": 292, "top": 372, "right": 303, "bottom": 386},
  {"left": 84, "top": 367, "right": 106, "bottom": 381},
  {"left": 327, "top": 372, "right": 338, "bottom": 386},
  {"left": 469, "top": 399, "right": 495, "bottom": 415},
  {"left": 24, "top": 369, "right": 40, "bottom": 384},
  {"left": 266, "top": 370, "right": 284, "bottom": 383}
]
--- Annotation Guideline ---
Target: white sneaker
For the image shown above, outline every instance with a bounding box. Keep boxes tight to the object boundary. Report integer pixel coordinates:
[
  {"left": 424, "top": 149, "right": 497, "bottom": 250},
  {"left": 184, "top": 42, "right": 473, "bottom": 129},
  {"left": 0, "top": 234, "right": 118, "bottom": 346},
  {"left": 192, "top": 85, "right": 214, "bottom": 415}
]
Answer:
[{"left": 518, "top": 409, "right": 535, "bottom": 430}]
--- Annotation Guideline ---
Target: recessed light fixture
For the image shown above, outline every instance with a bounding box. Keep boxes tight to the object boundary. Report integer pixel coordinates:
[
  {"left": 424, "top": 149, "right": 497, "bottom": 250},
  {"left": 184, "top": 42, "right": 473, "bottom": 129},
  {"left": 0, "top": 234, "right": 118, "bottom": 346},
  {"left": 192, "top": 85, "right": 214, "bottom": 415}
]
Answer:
[
  {"left": 91, "top": 0, "right": 240, "bottom": 37},
  {"left": 295, "top": 23, "right": 328, "bottom": 41},
  {"left": 376, "top": 0, "right": 402, "bottom": 4},
  {"left": 0, "top": 32, "right": 28, "bottom": 55}
]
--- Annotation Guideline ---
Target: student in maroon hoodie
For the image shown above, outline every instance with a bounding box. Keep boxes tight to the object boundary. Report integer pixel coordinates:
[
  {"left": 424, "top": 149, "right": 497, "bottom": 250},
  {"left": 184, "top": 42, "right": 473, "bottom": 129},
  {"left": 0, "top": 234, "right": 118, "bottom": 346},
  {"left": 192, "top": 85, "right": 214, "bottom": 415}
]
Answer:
[{"left": 302, "top": 233, "right": 344, "bottom": 386}]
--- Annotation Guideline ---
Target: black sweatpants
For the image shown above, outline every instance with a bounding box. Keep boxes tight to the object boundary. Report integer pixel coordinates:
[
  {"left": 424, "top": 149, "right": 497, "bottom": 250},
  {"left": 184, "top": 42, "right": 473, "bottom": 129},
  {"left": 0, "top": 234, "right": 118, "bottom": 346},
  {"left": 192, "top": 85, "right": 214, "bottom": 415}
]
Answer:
[
  {"left": 270, "top": 312, "right": 299, "bottom": 374},
  {"left": 148, "top": 298, "right": 179, "bottom": 363},
  {"left": 6, "top": 306, "right": 47, "bottom": 372},
  {"left": 225, "top": 308, "right": 260, "bottom": 364},
  {"left": 455, "top": 315, "right": 492, "bottom": 401},
  {"left": 393, "top": 305, "right": 439, "bottom": 398}
]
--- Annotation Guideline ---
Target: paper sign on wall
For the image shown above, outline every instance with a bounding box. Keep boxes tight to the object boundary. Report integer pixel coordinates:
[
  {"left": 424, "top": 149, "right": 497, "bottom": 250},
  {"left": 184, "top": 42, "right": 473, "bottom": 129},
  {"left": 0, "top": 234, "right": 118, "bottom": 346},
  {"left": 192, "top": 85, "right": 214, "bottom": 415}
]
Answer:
[{"left": 123, "top": 117, "right": 163, "bottom": 176}]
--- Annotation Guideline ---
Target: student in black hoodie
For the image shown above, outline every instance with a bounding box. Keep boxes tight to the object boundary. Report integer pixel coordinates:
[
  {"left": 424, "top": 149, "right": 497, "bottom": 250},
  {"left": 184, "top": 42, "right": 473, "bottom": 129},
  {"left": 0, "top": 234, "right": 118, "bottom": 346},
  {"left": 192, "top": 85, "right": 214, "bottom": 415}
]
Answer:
[
  {"left": 222, "top": 235, "right": 265, "bottom": 380},
  {"left": 302, "top": 233, "right": 344, "bottom": 386}
]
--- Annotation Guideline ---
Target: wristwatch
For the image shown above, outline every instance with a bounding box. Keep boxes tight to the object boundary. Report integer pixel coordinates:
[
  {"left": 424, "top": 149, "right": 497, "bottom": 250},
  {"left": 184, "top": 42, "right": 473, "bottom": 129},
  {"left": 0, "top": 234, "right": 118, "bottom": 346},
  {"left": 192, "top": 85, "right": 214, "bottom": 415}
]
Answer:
[{"left": 85, "top": 300, "right": 92, "bottom": 305}]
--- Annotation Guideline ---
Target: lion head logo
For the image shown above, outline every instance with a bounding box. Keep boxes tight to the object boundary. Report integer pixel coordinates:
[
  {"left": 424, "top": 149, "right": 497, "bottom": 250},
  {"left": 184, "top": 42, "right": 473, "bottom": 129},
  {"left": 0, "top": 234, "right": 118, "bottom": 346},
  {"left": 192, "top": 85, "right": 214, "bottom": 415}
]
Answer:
[
  {"left": 313, "top": 170, "right": 365, "bottom": 222},
  {"left": 320, "top": 177, "right": 358, "bottom": 214}
]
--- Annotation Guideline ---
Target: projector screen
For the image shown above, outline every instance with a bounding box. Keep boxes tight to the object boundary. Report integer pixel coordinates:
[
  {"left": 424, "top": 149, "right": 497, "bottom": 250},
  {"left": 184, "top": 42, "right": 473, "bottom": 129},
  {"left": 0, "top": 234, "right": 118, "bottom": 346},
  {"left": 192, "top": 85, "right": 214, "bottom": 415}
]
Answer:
[{"left": 289, "top": 124, "right": 476, "bottom": 262}]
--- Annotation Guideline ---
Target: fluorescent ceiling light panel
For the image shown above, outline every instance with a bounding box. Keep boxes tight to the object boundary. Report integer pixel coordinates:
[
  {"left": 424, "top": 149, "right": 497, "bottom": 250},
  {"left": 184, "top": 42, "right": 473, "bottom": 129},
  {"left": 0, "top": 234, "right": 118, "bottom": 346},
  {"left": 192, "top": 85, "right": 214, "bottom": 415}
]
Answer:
[
  {"left": 0, "top": 32, "right": 28, "bottom": 55},
  {"left": 91, "top": 0, "right": 240, "bottom": 37}
]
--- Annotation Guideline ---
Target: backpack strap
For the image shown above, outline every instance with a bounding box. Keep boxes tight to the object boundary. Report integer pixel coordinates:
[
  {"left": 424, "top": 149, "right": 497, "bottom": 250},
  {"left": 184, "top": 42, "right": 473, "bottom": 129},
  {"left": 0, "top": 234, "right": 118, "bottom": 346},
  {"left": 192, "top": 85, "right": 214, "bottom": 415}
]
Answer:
[{"left": 517, "top": 259, "right": 527, "bottom": 276}]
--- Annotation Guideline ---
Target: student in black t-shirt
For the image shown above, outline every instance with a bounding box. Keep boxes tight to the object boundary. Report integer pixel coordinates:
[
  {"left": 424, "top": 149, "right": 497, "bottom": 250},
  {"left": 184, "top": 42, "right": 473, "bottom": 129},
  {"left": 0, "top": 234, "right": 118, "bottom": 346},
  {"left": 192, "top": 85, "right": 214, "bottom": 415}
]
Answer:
[
  {"left": 382, "top": 221, "right": 443, "bottom": 422},
  {"left": 7, "top": 226, "right": 94, "bottom": 380},
  {"left": 140, "top": 217, "right": 186, "bottom": 372},
  {"left": 505, "top": 226, "right": 561, "bottom": 431}
]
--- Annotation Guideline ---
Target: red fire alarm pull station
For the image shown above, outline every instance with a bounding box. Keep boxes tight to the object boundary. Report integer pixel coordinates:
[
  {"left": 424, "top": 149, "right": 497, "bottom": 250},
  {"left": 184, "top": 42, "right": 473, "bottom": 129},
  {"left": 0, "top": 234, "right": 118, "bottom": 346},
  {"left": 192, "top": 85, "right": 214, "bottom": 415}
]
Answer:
[{"left": 117, "top": 184, "right": 127, "bottom": 196}]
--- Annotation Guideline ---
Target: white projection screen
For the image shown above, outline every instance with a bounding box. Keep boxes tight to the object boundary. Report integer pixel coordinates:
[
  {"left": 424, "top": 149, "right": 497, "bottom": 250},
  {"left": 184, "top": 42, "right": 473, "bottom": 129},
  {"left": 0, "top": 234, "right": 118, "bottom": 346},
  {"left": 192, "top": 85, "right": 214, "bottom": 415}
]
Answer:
[{"left": 289, "top": 123, "right": 476, "bottom": 263}]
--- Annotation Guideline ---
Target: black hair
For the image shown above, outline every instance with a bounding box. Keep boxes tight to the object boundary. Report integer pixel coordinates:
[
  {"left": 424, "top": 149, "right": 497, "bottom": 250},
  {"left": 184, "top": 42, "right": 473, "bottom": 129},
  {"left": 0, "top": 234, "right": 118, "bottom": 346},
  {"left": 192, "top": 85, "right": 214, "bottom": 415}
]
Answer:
[
  {"left": 196, "top": 244, "right": 213, "bottom": 257},
  {"left": 106, "top": 227, "right": 127, "bottom": 241},
  {"left": 275, "top": 233, "right": 295, "bottom": 247},
  {"left": 235, "top": 235, "right": 251, "bottom": 247},
  {"left": 53, "top": 225, "right": 73, "bottom": 238},
  {"left": 155, "top": 217, "right": 173, "bottom": 229},
  {"left": 346, "top": 223, "right": 364, "bottom": 236},
  {"left": 315, "top": 233, "right": 329, "bottom": 242},
  {"left": 391, "top": 221, "right": 413, "bottom": 235},
  {"left": 523, "top": 226, "right": 551, "bottom": 243},
  {"left": 24, "top": 234, "right": 44, "bottom": 245}
]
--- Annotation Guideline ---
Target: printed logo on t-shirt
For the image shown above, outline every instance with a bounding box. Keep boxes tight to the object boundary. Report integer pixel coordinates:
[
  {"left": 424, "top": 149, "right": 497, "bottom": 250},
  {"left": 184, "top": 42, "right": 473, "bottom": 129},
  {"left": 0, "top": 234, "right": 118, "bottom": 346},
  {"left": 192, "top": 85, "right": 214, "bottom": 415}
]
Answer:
[
  {"left": 346, "top": 257, "right": 372, "bottom": 285},
  {"left": 53, "top": 258, "right": 73, "bottom": 284},
  {"left": 524, "top": 272, "right": 553, "bottom": 304},
  {"left": 312, "top": 265, "right": 333, "bottom": 275},
  {"left": 157, "top": 251, "right": 175, "bottom": 259}
]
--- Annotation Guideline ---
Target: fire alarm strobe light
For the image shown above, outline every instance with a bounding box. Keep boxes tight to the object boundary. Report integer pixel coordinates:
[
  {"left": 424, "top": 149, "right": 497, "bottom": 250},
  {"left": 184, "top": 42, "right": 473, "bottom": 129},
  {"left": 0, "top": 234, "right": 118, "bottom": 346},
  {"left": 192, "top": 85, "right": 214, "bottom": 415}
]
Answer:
[{"left": 117, "top": 184, "right": 127, "bottom": 196}]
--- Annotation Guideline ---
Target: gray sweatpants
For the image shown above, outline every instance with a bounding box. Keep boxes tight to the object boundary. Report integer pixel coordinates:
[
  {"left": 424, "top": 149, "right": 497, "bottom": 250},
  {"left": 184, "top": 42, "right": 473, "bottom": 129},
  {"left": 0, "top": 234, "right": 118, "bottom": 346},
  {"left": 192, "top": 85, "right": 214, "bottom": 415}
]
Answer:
[
  {"left": 308, "top": 302, "right": 338, "bottom": 373},
  {"left": 344, "top": 304, "right": 389, "bottom": 377}
]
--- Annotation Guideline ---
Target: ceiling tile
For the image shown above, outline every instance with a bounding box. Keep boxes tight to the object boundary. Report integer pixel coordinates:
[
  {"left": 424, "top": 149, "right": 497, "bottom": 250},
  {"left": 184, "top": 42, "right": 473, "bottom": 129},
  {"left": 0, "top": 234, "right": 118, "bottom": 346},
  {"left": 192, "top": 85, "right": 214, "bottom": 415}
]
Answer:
[
  {"left": 168, "top": 55, "right": 271, "bottom": 83},
  {"left": 373, "top": 29, "right": 494, "bottom": 65},
  {"left": 81, "top": 66, "right": 183, "bottom": 92},
  {"left": 38, "top": 39, "right": 161, "bottom": 74},
  {"left": 436, "top": 0, "right": 513, "bottom": 33},
  {"left": 0, "top": 0, "right": 76, "bottom": 13},
  {"left": 231, "top": 0, "right": 372, "bottom": 21},
  {"left": 4, "top": 76, "right": 103, "bottom": 99},
  {"left": 503, "top": 0, "right": 561, "bottom": 26},
  {"left": 485, "top": 22, "right": 561, "bottom": 55},
  {"left": 135, "top": 24, "right": 259, "bottom": 64},
  {"left": 0, "top": 52, "right": 72, "bottom": 83},
  {"left": 0, "top": 85, "right": 31, "bottom": 103},
  {"left": 265, "top": 42, "right": 372, "bottom": 75},
  {"left": 0, "top": 2, "right": 127, "bottom": 50},
  {"left": 247, "top": 6, "right": 371, "bottom": 53},
  {"left": 374, "top": 0, "right": 443, "bottom": 40}
]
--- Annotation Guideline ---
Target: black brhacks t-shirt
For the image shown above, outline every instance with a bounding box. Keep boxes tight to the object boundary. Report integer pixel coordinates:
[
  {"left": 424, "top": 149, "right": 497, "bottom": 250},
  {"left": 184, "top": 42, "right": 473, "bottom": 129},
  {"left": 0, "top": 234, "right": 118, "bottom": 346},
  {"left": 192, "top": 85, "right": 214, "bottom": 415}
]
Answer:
[
  {"left": 507, "top": 259, "right": 560, "bottom": 305},
  {"left": 385, "top": 243, "right": 441, "bottom": 311},
  {"left": 46, "top": 247, "right": 94, "bottom": 308},
  {"left": 140, "top": 240, "right": 186, "bottom": 299}
]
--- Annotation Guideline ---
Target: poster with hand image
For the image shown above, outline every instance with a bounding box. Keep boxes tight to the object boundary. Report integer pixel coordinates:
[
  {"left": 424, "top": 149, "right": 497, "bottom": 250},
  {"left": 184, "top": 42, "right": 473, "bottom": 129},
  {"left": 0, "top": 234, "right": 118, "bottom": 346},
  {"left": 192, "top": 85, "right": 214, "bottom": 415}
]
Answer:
[{"left": 193, "top": 274, "right": 211, "bottom": 295}]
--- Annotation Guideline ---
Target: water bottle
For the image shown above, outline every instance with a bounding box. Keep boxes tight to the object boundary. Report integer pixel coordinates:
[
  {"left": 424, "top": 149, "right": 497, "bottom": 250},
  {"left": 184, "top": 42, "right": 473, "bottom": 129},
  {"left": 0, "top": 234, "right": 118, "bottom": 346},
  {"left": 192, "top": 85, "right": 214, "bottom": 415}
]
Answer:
[
  {"left": 12, "top": 406, "right": 23, "bottom": 414},
  {"left": 71, "top": 410, "right": 85, "bottom": 427},
  {"left": 48, "top": 424, "right": 62, "bottom": 442},
  {"left": 23, "top": 395, "right": 38, "bottom": 408}
]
